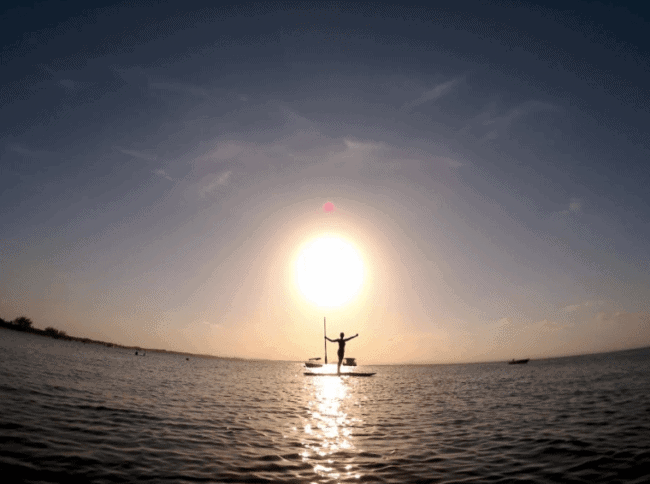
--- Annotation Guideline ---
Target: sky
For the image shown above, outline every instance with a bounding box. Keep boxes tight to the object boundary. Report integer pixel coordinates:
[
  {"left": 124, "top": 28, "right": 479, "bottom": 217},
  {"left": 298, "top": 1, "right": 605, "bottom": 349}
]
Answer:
[{"left": 1, "top": 0, "right": 649, "bottom": 364}]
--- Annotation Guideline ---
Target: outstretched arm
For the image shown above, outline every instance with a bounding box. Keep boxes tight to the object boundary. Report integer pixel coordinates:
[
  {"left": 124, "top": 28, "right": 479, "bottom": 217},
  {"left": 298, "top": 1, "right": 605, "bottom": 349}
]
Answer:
[
  {"left": 345, "top": 334, "right": 359, "bottom": 341},
  {"left": 325, "top": 336, "right": 336, "bottom": 342}
]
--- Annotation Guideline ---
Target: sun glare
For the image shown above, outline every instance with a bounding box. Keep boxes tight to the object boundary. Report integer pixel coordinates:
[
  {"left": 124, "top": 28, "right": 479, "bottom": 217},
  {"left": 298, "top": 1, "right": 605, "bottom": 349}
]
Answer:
[{"left": 296, "top": 236, "right": 364, "bottom": 307}]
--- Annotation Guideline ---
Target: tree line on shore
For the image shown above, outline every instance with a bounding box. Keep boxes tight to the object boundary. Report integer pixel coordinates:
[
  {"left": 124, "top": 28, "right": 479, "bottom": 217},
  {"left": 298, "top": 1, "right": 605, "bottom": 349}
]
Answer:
[
  {"left": 0, "top": 315, "right": 124, "bottom": 348},
  {"left": 0, "top": 315, "right": 69, "bottom": 339},
  {"left": 0, "top": 315, "right": 246, "bottom": 360}
]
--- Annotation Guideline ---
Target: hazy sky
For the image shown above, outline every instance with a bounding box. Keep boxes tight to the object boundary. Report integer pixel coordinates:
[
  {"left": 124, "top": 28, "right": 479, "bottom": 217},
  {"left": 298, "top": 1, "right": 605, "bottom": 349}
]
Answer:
[{"left": 2, "top": 0, "right": 649, "bottom": 363}]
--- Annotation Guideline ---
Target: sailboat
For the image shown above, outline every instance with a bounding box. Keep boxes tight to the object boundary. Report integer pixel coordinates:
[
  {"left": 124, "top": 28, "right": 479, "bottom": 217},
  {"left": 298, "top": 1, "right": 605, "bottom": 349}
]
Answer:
[{"left": 304, "top": 317, "right": 329, "bottom": 368}]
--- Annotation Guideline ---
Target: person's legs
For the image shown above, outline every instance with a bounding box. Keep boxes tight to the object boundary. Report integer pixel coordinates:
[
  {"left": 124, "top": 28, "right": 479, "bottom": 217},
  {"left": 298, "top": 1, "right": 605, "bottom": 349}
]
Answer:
[{"left": 337, "top": 350, "right": 344, "bottom": 373}]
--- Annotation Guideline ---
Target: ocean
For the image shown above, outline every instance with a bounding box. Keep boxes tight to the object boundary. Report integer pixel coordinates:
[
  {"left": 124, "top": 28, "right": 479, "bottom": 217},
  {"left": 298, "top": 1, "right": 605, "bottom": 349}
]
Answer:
[{"left": 1, "top": 328, "right": 649, "bottom": 483}]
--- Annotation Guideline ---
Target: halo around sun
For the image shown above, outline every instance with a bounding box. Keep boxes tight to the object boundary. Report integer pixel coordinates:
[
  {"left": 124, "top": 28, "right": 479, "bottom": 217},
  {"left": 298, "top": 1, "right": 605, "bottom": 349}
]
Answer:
[{"left": 296, "top": 236, "right": 364, "bottom": 307}]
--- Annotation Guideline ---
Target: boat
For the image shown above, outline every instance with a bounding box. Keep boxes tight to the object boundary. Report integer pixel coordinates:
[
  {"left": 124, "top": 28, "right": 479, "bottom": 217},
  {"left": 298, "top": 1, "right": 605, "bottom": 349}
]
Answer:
[
  {"left": 304, "top": 317, "right": 330, "bottom": 369},
  {"left": 304, "top": 357, "right": 323, "bottom": 368},
  {"left": 304, "top": 371, "right": 375, "bottom": 377},
  {"left": 508, "top": 358, "right": 530, "bottom": 365},
  {"left": 342, "top": 357, "right": 357, "bottom": 366}
]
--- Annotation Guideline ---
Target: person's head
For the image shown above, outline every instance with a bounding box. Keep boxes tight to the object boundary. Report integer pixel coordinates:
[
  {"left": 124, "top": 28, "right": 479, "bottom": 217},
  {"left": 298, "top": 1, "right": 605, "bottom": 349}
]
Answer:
[{"left": 340, "top": 332, "right": 344, "bottom": 338}]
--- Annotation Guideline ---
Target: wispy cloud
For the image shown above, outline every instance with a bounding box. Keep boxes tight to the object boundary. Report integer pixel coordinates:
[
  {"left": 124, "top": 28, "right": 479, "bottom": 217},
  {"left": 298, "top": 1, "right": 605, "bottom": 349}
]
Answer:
[
  {"left": 59, "top": 79, "right": 87, "bottom": 91},
  {"left": 533, "top": 319, "right": 564, "bottom": 333},
  {"left": 434, "top": 156, "right": 463, "bottom": 168},
  {"left": 479, "top": 107, "right": 522, "bottom": 142},
  {"left": 8, "top": 144, "right": 51, "bottom": 157},
  {"left": 341, "top": 137, "right": 462, "bottom": 172},
  {"left": 464, "top": 100, "right": 558, "bottom": 142},
  {"left": 483, "top": 316, "right": 566, "bottom": 354},
  {"left": 199, "top": 171, "right": 232, "bottom": 198},
  {"left": 338, "top": 138, "right": 403, "bottom": 175},
  {"left": 116, "top": 147, "right": 157, "bottom": 161},
  {"left": 559, "top": 197, "right": 583, "bottom": 215},
  {"left": 149, "top": 82, "right": 209, "bottom": 98},
  {"left": 592, "top": 310, "right": 650, "bottom": 350},
  {"left": 200, "top": 142, "right": 245, "bottom": 162},
  {"left": 402, "top": 79, "right": 458, "bottom": 111},
  {"left": 216, "top": 171, "right": 231, "bottom": 185},
  {"left": 563, "top": 300, "right": 604, "bottom": 312},
  {"left": 154, "top": 169, "right": 174, "bottom": 181}
]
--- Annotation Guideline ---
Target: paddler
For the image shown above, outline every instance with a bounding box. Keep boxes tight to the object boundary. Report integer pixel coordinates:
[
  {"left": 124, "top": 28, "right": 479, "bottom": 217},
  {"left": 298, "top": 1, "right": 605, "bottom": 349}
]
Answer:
[{"left": 325, "top": 332, "right": 359, "bottom": 374}]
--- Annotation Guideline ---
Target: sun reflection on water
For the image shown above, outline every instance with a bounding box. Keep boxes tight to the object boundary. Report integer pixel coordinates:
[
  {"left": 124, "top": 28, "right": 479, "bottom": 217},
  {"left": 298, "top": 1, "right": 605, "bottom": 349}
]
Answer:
[{"left": 301, "top": 374, "right": 363, "bottom": 481}]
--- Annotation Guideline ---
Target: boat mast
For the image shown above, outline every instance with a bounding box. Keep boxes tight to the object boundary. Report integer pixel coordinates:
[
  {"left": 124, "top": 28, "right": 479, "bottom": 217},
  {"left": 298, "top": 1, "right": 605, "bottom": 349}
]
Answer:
[{"left": 324, "top": 316, "right": 328, "bottom": 364}]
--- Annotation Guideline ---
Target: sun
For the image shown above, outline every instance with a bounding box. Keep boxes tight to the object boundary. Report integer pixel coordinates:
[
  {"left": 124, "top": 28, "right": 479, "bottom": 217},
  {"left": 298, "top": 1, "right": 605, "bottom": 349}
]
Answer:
[{"left": 296, "top": 236, "right": 364, "bottom": 307}]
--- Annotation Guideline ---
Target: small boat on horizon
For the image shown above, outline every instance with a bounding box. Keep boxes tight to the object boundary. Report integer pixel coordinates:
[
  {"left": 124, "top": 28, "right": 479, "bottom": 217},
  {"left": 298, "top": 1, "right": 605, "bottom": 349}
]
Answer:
[
  {"left": 508, "top": 358, "right": 530, "bottom": 365},
  {"left": 342, "top": 357, "right": 357, "bottom": 367}
]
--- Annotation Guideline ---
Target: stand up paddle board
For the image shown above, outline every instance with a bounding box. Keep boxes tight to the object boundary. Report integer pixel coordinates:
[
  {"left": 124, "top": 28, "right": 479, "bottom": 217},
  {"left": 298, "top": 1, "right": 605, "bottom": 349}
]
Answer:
[{"left": 304, "top": 372, "right": 376, "bottom": 377}]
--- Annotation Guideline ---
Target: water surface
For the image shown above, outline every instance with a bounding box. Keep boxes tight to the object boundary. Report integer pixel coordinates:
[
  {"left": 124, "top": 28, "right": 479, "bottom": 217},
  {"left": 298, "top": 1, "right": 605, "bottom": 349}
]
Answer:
[{"left": 1, "top": 328, "right": 649, "bottom": 483}]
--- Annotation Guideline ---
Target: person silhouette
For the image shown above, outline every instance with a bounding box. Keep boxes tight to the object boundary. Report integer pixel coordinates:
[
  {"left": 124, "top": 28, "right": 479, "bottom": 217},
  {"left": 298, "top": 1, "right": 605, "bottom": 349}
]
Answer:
[{"left": 325, "top": 332, "right": 359, "bottom": 374}]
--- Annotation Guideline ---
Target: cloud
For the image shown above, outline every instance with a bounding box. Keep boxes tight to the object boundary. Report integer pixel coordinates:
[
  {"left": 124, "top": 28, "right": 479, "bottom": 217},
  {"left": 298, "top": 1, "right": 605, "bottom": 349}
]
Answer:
[
  {"left": 184, "top": 127, "right": 462, "bottom": 203},
  {"left": 487, "top": 317, "right": 523, "bottom": 343},
  {"left": 116, "top": 147, "right": 157, "bottom": 161},
  {"left": 481, "top": 130, "right": 499, "bottom": 142},
  {"left": 481, "top": 316, "right": 566, "bottom": 356},
  {"left": 339, "top": 137, "right": 462, "bottom": 174},
  {"left": 435, "top": 156, "right": 463, "bottom": 168},
  {"left": 477, "top": 108, "right": 522, "bottom": 142},
  {"left": 564, "top": 304, "right": 582, "bottom": 312},
  {"left": 533, "top": 319, "right": 564, "bottom": 333},
  {"left": 59, "top": 79, "right": 85, "bottom": 91},
  {"left": 481, "top": 308, "right": 648, "bottom": 358},
  {"left": 336, "top": 138, "right": 408, "bottom": 175},
  {"left": 199, "top": 171, "right": 232, "bottom": 198},
  {"left": 465, "top": 100, "right": 557, "bottom": 142},
  {"left": 343, "top": 138, "right": 384, "bottom": 152},
  {"left": 592, "top": 311, "right": 650, "bottom": 351},
  {"left": 8, "top": 144, "right": 51, "bottom": 157},
  {"left": 200, "top": 142, "right": 245, "bottom": 162},
  {"left": 563, "top": 300, "right": 604, "bottom": 312},
  {"left": 149, "top": 81, "right": 209, "bottom": 98},
  {"left": 111, "top": 65, "right": 148, "bottom": 86},
  {"left": 154, "top": 169, "right": 173, "bottom": 181},
  {"left": 558, "top": 197, "right": 583, "bottom": 215},
  {"left": 496, "top": 317, "right": 511, "bottom": 327},
  {"left": 216, "top": 171, "right": 231, "bottom": 185},
  {"left": 402, "top": 79, "right": 458, "bottom": 111}
]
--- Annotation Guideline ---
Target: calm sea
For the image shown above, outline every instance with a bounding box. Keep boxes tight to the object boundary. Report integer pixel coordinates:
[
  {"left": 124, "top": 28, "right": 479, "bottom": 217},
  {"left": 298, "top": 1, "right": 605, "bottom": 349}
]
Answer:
[{"left": 1, "top": 328, "right": 649, "bottom": 483}]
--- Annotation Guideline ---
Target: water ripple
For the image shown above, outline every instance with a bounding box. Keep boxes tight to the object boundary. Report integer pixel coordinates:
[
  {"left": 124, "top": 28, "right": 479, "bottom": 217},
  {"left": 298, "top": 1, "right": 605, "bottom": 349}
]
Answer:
[{"left": 1, "top": 330, "right": 650, "bottom": 483}]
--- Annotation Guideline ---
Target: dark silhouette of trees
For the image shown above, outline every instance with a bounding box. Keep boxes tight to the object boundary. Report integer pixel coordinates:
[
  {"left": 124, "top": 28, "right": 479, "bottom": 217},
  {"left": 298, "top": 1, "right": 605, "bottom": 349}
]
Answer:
[
  {"left": 1, "top": 313, "right": 240, "bottom": 360},
  {"left": 44, "top": 327, "right": 67, "bottom": 338},
  {"left": 12, "top": 316, "right": 33, "bottom": 330}
]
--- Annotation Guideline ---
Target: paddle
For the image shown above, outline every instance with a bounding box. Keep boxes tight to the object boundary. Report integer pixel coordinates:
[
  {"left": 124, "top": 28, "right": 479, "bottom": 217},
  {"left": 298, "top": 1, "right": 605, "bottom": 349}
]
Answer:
[{"left": 324, "top": 316, "right": 328, "bottom": 364}]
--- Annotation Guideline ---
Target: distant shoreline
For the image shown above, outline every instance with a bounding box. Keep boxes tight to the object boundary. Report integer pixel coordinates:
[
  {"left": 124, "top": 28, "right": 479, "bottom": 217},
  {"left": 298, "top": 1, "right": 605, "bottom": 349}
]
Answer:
[
  {"left": 3, "top": 320, "right": 647, "bottom": 366},
  {"left": 0, "top": 322, "right": 246, "bottom": 361}
]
